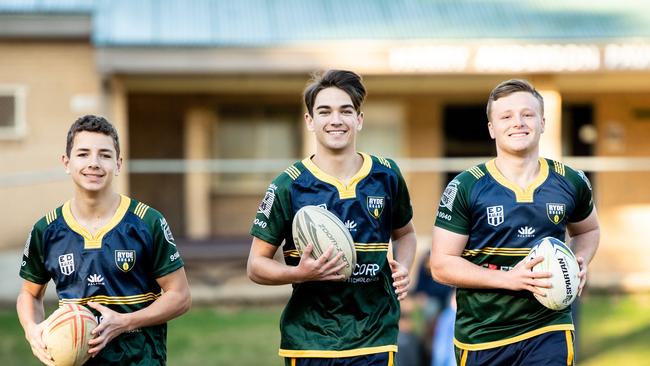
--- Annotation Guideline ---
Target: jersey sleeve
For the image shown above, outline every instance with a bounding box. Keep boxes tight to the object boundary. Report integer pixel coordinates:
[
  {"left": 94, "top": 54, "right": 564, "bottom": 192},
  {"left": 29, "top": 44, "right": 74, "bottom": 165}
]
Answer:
[
  {"left": 146, "top": 209, "right": 185, "bottom": 279},
  {"left": 250, "top": 173, "right": 293, "bottom": 246},
  {"left": 567, "top": 169, "right": 594, "bottom": 222},
  {"left": 434, "top": 172, "right": 474, "bottom": 235},
  {"left": 388, "top": 158, "right": 413, "bottom": 229},
  {"left": 19, "top": 221, "right": 50, "bottom": 284}
]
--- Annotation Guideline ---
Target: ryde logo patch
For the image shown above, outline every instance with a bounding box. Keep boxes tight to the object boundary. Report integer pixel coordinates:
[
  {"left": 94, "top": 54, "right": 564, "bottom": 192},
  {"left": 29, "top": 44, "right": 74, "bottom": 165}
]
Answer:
[
  {"left": 367, "top": 196, "right": 385, "bottom": 219},
  {"left": 546, "top": 203, "right": 566, "bottom": 224},
  {"left": 115, "top": 250, "right": 136, "bottom": 272},
  {"left": 486, "top": 205, "right": 504, "bottom": 227}
]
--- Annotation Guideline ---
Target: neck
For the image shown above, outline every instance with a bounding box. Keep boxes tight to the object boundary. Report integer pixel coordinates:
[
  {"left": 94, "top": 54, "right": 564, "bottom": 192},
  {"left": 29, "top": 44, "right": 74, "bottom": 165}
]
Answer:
[
  {"left": 71, "top": 189, "right": 120, "bottom": 220},
  {"left": 494, "top": 153, "right": 541, "bottom": 189},
  {"left": 311, "top": 148, "right": 363, "bottom": 184}
]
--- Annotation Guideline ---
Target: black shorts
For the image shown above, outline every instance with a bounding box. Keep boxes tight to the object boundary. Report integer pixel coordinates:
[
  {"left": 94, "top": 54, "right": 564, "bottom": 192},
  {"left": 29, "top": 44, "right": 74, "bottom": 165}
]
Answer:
[
  {"left": 284, "top": 351, "right": 394, "bottom": 366},
  {"left": 455, "top": 330, "right": 575, "bottom": 366}
]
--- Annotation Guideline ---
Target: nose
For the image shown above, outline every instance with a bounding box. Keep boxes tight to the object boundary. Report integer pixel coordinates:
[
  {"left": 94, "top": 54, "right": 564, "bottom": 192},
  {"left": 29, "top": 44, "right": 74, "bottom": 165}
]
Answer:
[
  {"left": 87, "top": 153, "right": 100, "bottom": 168},
  {"left": 330, "top": 111, "right": 343, "bottom": 124}
]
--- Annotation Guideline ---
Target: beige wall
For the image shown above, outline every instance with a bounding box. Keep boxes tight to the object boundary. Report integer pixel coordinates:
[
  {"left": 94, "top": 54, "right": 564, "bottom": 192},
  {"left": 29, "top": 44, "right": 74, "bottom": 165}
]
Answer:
[{"left": 0, "top": 42, "right": 105, "bottom": 249}]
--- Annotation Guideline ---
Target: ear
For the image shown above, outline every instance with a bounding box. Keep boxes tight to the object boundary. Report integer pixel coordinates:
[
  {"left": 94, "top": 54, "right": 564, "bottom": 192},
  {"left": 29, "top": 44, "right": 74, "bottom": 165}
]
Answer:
[
  {"left": 305, "top": 112, "right": 315, "bottom": 132},
  {"left": 356, "top": 111, "right": 364, "bottom": 131},
  {"left": 61, "top": 154, "right": 70, "bottom": 174},
  {"left": 540, "top": 117, "right": 546, "bottom": 134},
  {"left": 115, "top": 156, "right": 123, "bottom": 176},
  {"left": 487, "top": 121, "right": 495, "bottom": 139}
]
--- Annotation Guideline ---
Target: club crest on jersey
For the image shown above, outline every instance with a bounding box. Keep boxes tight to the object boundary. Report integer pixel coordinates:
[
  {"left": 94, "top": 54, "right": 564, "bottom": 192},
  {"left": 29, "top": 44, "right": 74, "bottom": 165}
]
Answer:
[
  {"left": 367, "top": 196, "right": 385, "bottom": 219},
  {"left": 115, "top": 250, "right": 136, "bottom": 272},
  {"left": 547, "top": 203, "right": 566, "bottom": 224},
  {"left": 440, "top": 179, "right": 459, "bottom": 211},
  {"left": 257, "top": 184, "right": 277, "bottom": 219},
  {"left": 486, "top": 205, "right": 504, "bottom": 227},
  {"left": 160, "top": 218, "right": 176, "bottom": 246},
  {"left": 58, "top": 253, "right": 75, "bottom": 275}
]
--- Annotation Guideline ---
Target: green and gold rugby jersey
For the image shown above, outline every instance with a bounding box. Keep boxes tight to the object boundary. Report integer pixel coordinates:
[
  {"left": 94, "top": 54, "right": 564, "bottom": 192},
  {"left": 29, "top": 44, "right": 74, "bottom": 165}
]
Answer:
[
  {"left": 250, "top": 153, "right": 413, "bottom": 358},
  {"left": 20, "top": 195, "right": 184, "bottom": 365},
  {"left": 434, "top": 158, "right": 593, "bottom": 351}
]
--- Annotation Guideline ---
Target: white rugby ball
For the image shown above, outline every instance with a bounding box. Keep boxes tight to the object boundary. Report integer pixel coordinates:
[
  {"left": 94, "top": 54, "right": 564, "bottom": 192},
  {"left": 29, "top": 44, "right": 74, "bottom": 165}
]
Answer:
[
  {"left": 292, "top": 205, "right": 356, "bottom": 279},
  {"left": 525, "top": 237, "right": 580, "bottom": 310},
  {"left": 43, "top": 303, "right": 98, "bottom": 366}
]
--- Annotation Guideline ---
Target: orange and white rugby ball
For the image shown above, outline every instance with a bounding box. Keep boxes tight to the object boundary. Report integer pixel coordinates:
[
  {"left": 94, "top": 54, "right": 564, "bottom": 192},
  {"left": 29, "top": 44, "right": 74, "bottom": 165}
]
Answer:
[{"left": 43, "top": 304, "right": 98, "bottom": 366}]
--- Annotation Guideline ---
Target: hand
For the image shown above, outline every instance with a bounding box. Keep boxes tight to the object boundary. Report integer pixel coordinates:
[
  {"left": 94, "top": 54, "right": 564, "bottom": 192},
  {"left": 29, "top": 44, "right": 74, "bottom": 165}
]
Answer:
[
  {"left": 389, "top": 259, "right": 410, "bottom": 301},
  {"left": 25, "top": 321, "right": 55, "bottom": 366},
  {"left": 87, "top": 302, "right": 129, "bottom": 356},
  {"left": 506, "top": 256, "right": 552, "bottom": 296},
  {"left": 294, "top": 244, "right": 347, "bottom": 283},
  {"left": 576, "top": 256, "right": 588, "bottom": 296}
]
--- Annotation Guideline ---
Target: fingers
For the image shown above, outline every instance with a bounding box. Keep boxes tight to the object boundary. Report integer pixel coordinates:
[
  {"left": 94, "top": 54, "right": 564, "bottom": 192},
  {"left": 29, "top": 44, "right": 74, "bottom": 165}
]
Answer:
[
  {"left": 389, "top": 259, "right": 410, "bottom": 301},
  {"left": 525, "top": 255, "right": 545, "bottom": 269}
]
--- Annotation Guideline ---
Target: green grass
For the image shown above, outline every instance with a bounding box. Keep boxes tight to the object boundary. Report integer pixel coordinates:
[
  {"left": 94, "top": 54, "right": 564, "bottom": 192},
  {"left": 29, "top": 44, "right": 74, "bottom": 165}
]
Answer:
[{"left": 2, "top": 294, "right": 649, "bottom": 365}]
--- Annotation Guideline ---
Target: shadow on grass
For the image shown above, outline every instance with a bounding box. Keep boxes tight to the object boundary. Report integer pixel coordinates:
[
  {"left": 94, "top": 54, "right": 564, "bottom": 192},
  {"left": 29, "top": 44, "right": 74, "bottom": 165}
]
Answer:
[{"left": 579, "top": 323, "right": 650, "bottom": 363}]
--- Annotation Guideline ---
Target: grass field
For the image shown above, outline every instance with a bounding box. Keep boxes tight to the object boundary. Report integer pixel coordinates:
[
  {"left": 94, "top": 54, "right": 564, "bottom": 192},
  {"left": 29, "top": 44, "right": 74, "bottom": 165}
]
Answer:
[{"left": 2, "top": 294, "right": 649, "bottom": 365}]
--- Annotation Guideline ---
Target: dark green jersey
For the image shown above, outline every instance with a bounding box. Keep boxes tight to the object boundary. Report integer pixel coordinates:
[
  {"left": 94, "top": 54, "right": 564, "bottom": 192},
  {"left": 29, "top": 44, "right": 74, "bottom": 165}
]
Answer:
[
  {"left": 434, "top": 158, "right": 593, "bottom": 351},
  {"left": 20, "top": 195, "right": 184, "bottom": 365},
  {"left": 250, "top": 153, "right": 413, "bottom": 358}
]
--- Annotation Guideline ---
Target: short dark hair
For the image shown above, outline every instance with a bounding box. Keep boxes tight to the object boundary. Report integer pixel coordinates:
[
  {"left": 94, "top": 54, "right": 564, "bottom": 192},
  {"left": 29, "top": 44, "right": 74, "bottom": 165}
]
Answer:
[
  {"left": 303, "top": 70, "right": 367, "bottom": 117},
  {"left": 66, "top": 115, "right": 120, "bottom": 157},
  {"left": 486, "top": 79, "right": 544, "bottom": 121}
]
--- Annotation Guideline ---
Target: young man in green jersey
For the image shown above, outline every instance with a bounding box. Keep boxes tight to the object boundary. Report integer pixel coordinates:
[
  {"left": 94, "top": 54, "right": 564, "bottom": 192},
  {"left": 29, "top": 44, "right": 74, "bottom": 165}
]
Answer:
[
  {"left": 248, "top": 69, "right": 418, "bottom": 365},
  {"left": 431, "top": 79, "right": 600, "bottom": 365},
  {"left": 17, "top": 115, "right": 191, "bottom": 365}
]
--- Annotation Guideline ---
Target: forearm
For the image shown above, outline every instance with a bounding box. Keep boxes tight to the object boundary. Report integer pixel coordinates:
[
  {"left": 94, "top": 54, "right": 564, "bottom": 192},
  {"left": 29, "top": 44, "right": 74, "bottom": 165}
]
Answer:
[
  {"left": 247, "top": 255, "right": 298, "bottom": 285},
  {"left": 431, "top": 254, "right": 510, "bottom": 290},
  {"left": 123, "top": 287, "right": 191, "bottom": 331},
  {"left": 571, "top": 227, "right": 600, "bottom": 264},
  {"left": 16, "top": 289, "right": 45, "bottom": 333},
  {"left": 393, "top": 231, "right": 417, "bottom": 271}
]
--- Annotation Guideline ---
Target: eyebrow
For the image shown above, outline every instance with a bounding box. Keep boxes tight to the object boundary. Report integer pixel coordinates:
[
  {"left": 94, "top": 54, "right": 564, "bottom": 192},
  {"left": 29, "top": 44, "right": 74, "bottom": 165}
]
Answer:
[
  {"left": 74, "top": 147, "right": 114, "bottom": 153},
  {"left": 315, "top": 104, "right": 355, "bottom": 110}
]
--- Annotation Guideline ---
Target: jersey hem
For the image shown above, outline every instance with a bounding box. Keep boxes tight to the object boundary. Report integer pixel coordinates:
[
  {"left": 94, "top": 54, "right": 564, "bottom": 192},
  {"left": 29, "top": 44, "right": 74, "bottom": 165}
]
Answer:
[
  {"left": 454, "top": 323, "right": 575, "bottom": 351},
  {"left": 279, "top": 345, "right": 397, "bottom": 358}
]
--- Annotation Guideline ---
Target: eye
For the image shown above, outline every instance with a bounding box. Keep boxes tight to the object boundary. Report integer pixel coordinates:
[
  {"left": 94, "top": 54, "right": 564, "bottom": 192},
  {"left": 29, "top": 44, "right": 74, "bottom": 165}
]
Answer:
[
  {"left": 342, "top": 109, "right": 354, "bottom": 115},
  {"left": 77, "top": 152, "right": 88, "bottom": 157},
  {"left": 318, "top": 111, "right": 330, "bottom": 116},
  {"left": 101, "top": 154, "right": 113, "bottom": 159}
]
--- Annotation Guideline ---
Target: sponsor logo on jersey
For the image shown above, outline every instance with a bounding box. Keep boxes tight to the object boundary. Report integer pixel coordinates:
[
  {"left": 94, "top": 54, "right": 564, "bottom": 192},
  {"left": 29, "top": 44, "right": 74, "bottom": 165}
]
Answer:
[
  {"left": 367, "top": 196, "right": 385, "bottom": 219},
  {"left": 344, "top": 220, "right": 357, "bottom": 232},
  {"left": 115, "top": 250, "right": 136, "bottom": 272},
  {"left": 517, "top": 226, "right": 536, "bottom": 238},
  {"left": 23, "top": 230, "right": 32, "bottom": 258},
  {"left": 576, "top": 170, "right": 592, "bottom": 191},
  {"left": 58, "top": 253, "right": 75, "bottom": 275},
  {"left": 440, "top": 179, "right": 460, "bottom": 211},
  {"left": 486, "top": 205, "right": 504, "bottom": 227},
  {"left": 546, "top": 203, "right": 566, "bottom": 224},
  {"left": 160, "top": 218, "right": 176, "bottom": 246},
  {"left": 257, "top": 184, "right": 277, "bottom": 219},
  {"left": 87, "top": 274, "right": 105, "bottom": 286},
  {"left": 348, "top": 261, "right": 382, "bottom": 284},
  {"left": 169, "top": 252, "right": 180, "bottom": 262}
]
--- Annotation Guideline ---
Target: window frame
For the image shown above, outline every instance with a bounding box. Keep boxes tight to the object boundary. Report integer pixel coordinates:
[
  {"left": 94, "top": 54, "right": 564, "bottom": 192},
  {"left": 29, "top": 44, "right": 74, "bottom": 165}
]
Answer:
[{"left": 0, "top": 85, "right": 27, "bottom": 140}]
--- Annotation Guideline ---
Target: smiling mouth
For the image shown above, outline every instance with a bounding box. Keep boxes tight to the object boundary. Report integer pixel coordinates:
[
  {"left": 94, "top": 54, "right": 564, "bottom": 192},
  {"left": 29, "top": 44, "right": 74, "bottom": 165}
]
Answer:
[
  {"left": 509, "top": 132, "right": 529, "bottom": 137},
  {"left": 326, "top": 130, "right": 347, "bottom": 135}
]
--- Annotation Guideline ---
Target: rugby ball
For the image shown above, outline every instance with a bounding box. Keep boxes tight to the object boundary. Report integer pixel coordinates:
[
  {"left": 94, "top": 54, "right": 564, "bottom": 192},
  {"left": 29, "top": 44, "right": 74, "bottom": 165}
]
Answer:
[
  {"left": 43, "top": 304, "right": 98, "bottom": 366},
  {"left": 525, "top": 237, "right": 580, "bottom": 310},
  {"left": 292, "top": 205, "right": 356, "bottom": 279}
]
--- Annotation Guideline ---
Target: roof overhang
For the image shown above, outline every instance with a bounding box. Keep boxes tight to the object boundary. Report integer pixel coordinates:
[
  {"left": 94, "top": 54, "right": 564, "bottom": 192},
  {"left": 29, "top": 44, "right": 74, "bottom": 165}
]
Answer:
[{"left": 0, "top": 14, "right": 91, "bottom": 39}]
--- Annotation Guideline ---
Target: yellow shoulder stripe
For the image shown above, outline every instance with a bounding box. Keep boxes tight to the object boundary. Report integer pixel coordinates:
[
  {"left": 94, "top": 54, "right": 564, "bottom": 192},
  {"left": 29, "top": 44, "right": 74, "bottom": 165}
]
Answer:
[
  {"left": 45, "top": 210, "right": 58, "bottom": 225},
  {"left": 284, "top": 166, "right": 301, "bottom": 180},
  {"left": 134, "top": 202, "right": 150, "bottom": 219},
  {"left": 553, "top": 160, "right": 566, "bottom": 176},
  {"left": 377, "top": 156, "right": 392, "bottom": 169},
  {"left": 467, "top": 166, "right": 484, "bottom": 179}
]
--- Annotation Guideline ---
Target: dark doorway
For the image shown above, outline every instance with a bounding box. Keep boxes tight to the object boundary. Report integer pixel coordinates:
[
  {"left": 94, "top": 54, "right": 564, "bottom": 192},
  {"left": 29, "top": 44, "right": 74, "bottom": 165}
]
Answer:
[{"left": 442, "top": 104, "right": 494, "bottom": 184}]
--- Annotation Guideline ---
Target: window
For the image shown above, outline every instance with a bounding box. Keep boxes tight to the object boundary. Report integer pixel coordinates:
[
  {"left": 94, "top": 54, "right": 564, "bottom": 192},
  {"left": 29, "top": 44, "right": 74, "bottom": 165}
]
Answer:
[
  {"left": 212, "top": 104, "right": 301, "bottom": 193},
  {"left": 357, "top": 101, "right": 405, "bottom": 158},
  {"left": 0, "top": 85, "right": 26, "bottom": 139}
]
